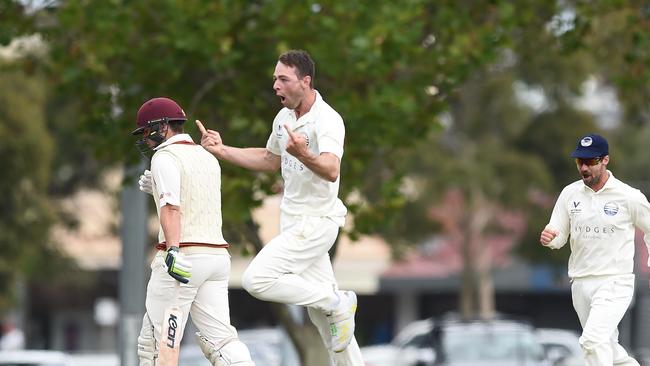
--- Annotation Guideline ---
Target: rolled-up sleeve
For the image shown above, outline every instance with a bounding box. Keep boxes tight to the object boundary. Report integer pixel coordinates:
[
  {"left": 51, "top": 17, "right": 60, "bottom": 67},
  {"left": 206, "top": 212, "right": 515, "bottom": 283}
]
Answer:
[{"left": 317, "top": 115, "right": 344, "bottom": 159}]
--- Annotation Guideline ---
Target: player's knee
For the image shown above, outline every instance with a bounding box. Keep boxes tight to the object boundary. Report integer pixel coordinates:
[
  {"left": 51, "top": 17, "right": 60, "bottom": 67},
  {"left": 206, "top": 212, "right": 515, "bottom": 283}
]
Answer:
[
  {"left": 579, "top": 333, "right": 605, "bottom": 355},
  {"left": 241, "top": 266, "right": 265, "bottom": 296},
  {"left": 219, "top": 341, "right": 255, "bottom": 365},
  {"left": 137, "top": 319, "right": 157, "bottom": 365},
  {"left": 196, "top": 332, "right": 255, "bottom": 366}
]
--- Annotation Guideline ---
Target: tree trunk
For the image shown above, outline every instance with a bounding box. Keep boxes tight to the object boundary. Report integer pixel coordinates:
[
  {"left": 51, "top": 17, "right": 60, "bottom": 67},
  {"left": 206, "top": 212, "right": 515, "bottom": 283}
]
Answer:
[
  {"left": 459, "top": 191, "right": 497, "bottom": 320},
  {"left": 478, "top": 268, "right": 495, "bottom": 320},
  {"left": 268, "top": 302, "right": 330, "bottom": 365},
  {"left": 459, "top": 234, "right": 477, "bottom": 320},
  {"left": 471, "top": 196, "right": 496, "bottom": 320}
]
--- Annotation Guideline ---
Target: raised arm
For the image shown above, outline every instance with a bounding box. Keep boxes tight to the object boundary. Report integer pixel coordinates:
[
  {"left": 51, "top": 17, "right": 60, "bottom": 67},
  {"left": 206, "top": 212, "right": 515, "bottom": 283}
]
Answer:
[{"left": 196, "top": 120, "right": 280, "bottom": 172}]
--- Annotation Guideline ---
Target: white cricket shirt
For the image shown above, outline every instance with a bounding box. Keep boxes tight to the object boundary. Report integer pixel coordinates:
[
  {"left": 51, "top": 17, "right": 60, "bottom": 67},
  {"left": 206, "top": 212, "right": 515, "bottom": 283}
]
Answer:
[
  {"left": 546, "top": 171, "right": 650, "bottom": 278},
  {"left": 266, "top": 91, "right": 347, "bottom": 219},
  {"left": 151, "top": 134, "right": 188, "bottom": 207}
]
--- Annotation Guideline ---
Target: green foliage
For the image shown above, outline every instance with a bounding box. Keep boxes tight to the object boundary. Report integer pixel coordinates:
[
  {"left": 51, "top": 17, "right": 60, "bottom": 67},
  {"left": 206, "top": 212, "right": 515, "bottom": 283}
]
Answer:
[
  {"left": 32, "top": 0, "right": 640, "bottom": 257},
  {"left": 0, "top": 0, "right": 640, "bottom": 276},
  {"left": 32, "top": 0, "right": 567, "bottom": 240},
  {"left": 0, "top": 0, "right": 34, "bottom": 46},
  {"left": 517, "top": 104, "right": 598, "bottom": 189},
  {"left": 570, "top": 1, "right": 650, "bottom": 126},
  {"left": 0, "top": 67, "right": 76, "bottom": 308},
  {"left": 0, "top": 68, "right": 52, "bottom": 257}
]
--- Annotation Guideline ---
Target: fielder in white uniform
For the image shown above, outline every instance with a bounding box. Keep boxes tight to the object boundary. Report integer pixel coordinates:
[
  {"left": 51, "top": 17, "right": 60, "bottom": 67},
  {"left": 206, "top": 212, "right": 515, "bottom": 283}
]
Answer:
[
  {"left": 540, "top": 133, "right": 650, "bottom": 366},
  {"left": 132, "top": 97, "right": 254, "bottom": 366},
  {"left": 196, "top": 49, "right": 364, "bottom": 365}
]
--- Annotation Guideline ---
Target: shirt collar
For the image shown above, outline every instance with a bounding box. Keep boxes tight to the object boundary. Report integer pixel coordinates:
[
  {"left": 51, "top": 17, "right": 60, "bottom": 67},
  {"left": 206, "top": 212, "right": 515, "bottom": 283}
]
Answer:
[
  {"left": 582, "top": 170, "right": 617, "bottom": 193},
  {"left": 294, "top": 90, "right": 322, "bottom": 122},
  {"left": 155, "top": 133, "right": 193, "bottom": 151},
  {"left": 602, "top": 170, "right": 618, "bottom": 189}
]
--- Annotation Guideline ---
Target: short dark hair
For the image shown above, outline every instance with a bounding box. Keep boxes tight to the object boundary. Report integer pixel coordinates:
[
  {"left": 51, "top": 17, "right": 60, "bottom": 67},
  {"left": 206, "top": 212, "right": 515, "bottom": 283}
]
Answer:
[{"left": 278, "top": 49, "right": 315, "bottom": 88}]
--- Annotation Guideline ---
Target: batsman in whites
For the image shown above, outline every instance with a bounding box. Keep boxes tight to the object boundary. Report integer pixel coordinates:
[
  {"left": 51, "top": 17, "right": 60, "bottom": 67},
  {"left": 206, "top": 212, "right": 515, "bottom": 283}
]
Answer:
[{"left": 132, "top": 97, "right": 255, "bottom": 366}]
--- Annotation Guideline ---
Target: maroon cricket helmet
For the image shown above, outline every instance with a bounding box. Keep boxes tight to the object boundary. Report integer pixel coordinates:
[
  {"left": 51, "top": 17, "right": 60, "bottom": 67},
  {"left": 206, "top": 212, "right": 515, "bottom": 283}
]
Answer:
[{"left": 132, "top": 97, "right": 187, "bottom": 135}]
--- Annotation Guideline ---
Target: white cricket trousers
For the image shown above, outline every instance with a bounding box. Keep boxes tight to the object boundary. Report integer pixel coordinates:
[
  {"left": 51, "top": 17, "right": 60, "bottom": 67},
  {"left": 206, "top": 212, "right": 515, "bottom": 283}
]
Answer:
[
  {"left": 571, "top": 273, "right": 639, "bottom": 366},
  {"left": 242, "top": 214, "right": 364, "bottom": 366},
  {"left": 139, "top": 247, "right": 252, "bottom": 363}
]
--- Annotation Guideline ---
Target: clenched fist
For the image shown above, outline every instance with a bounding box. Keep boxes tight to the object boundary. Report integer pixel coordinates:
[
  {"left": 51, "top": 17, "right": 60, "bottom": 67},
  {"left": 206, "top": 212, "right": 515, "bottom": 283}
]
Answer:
[{"left": 540, "top": 227, "right": 559, "bottom": 246}]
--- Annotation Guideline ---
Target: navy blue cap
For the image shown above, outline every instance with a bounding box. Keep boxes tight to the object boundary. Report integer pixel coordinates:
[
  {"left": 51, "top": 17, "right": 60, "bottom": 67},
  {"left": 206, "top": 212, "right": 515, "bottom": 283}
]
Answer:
[{"left": 571, "top": 134, "right": 609, "bottom": 158}]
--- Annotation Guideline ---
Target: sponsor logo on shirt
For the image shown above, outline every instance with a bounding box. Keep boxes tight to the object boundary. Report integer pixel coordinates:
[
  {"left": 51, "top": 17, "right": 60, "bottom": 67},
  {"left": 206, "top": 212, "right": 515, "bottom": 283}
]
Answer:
[
  {"left": 573, "top": 225, "right": 616, "bottom": 235},
  {"left": 570, "top": 201, "right": 582, "bottom": 215},
  {"left": 276, "top": 124, "right": 283, "bottom": 138},
  {"left": 282, "top": 155, "right": 305, "bottom": 172},
  {"left": 603, "top": 201, "right": 619, "bottom": 216}
]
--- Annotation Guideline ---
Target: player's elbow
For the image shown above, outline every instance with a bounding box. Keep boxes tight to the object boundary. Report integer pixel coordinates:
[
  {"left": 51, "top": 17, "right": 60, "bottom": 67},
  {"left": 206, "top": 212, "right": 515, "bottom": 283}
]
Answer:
[
  {"left": 319, "top": 153, "right": 340, "bottom": 182},
  {"left": 263, "top": 151, "right": 281, "bottom": 172},
  {"left": 323, "top": 167, "right": 339, "bottom": 182}
]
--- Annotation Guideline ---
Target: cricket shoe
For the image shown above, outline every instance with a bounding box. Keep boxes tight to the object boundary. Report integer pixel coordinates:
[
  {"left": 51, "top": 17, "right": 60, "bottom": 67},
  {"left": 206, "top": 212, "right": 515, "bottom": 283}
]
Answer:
[{"left": 327, "top": 290, "right": 357, "bottom": 353}]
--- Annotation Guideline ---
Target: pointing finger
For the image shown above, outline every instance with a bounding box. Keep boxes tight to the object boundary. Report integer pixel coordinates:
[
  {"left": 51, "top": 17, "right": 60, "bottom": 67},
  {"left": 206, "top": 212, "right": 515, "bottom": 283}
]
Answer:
[
  {"left": 195, "top": 120, "right": 207, "bottom": 135},
  {"left": 284, "top": 124, "right": 296, "bottom": 141}
]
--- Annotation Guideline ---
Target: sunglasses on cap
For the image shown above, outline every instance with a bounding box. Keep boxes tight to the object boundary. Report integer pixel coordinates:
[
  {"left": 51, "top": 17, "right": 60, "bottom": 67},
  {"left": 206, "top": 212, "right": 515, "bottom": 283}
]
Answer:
[{"left": 575, "top": 157, "right": 603, "bottom": 166}]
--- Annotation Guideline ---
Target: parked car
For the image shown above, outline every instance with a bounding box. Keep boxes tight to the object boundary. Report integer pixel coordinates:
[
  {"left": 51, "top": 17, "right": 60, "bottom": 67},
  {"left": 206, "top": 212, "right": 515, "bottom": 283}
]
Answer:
[
  {"left": 362, "top": 315, "right": 550, "bottom": 366},
  {"left": 179, "top": 327, "right": 300, "bottom": 366},
  {"left": 0, "top": 350, "right": 69, "bottom": 366},
  {"left": 535, "top": 328, "right": 582, "bottom": 366}
]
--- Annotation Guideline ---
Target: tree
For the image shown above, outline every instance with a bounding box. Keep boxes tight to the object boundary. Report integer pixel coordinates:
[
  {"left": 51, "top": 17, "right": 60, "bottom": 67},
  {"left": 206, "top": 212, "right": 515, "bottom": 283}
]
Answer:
[
  {"left": 565, "top": 2, "right": 650, "bottom": 190},
  {"left": 0, "top": 66, "right": 77, "bottom": 311}
]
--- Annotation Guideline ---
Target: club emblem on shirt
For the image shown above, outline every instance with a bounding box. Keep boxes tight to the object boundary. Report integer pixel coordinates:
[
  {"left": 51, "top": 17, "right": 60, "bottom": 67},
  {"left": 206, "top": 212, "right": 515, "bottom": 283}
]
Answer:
[
  {"left": 603, "top": 201, "right": 619, "bottom": 216},
  {"left": 301, "top": 132, "right": 310, "bottom": 146}
]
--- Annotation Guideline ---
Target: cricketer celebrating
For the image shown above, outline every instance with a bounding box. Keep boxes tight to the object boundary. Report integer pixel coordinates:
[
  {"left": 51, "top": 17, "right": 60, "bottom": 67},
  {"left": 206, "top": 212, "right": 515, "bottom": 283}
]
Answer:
[
  {"left": 540, "top": 133, "right": 650, "bottom": 366},
  {"left": 132, "top": 97, "right": 255, "bottom": 366},
  {"left": 197, "top": 49, "right": 363, "bottom": 365}
]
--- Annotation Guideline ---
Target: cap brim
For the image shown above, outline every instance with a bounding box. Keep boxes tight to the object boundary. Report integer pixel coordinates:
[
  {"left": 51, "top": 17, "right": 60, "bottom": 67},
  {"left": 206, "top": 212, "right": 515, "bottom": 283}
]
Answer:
[{"left": 571, "top": 149, "right": 603, "bottom": 158}]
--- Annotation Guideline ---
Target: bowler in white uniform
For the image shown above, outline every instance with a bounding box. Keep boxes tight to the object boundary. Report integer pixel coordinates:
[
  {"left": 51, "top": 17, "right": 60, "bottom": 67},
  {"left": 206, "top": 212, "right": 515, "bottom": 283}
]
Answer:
[{"left": 197, "top": 49, "right": 363, "bottom": 365}]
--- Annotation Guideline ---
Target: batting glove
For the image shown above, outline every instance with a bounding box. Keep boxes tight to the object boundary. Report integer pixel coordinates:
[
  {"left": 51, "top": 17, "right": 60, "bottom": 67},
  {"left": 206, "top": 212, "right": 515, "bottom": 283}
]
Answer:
[
  {"left": 162, "top": 246, "right": 192, "bottom": 284},
  {"left": 138, "top": 170, "right": 153, "bottom": 195}
]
